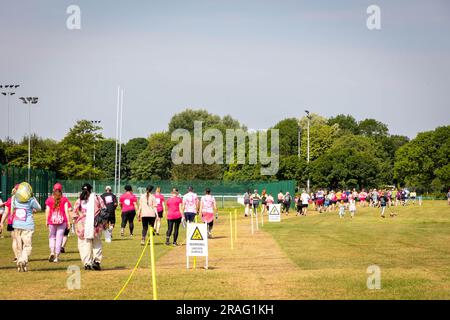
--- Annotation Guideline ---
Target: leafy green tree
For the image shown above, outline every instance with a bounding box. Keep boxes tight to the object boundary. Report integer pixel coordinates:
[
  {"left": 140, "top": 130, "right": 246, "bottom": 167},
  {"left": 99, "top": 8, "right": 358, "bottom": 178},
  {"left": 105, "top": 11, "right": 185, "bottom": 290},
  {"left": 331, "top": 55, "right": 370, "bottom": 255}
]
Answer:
[
  {"left": 58, "top": 120, "right": 103, "bottom": 179},
  {"left": 310, "top": 135, "right": 389, "bottom": 190},
  {"left": 358, "top": 119, "right": 389, "bottom": 137},
  {"left": 272, "top": 118, "right": 299, "bottom": 157},
  {"left": 298, "top": 114, "right": 340, "bottom": 161},
  {"left": 328, "top": 114, "right": 360, "bottom": 135},
  {"left": 130, "top": 132, "right": 173, "bottom": 180},
  {"left": 168, "top": 109, "right": 243, "bottom": 180},
  {"left": 96, "top": 139, "right": 117, "bottom": 179},
  {"left": 394, "top": 126, "right": 450, "bottom": 192}
]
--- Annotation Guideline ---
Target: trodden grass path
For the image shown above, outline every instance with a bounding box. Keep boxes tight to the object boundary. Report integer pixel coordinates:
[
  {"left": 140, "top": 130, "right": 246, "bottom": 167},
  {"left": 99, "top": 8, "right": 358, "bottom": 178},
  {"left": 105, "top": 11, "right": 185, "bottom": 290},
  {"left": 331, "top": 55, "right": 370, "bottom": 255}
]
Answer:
[{"left": 154, "top": 213, "right": 300, "bottom": 300}]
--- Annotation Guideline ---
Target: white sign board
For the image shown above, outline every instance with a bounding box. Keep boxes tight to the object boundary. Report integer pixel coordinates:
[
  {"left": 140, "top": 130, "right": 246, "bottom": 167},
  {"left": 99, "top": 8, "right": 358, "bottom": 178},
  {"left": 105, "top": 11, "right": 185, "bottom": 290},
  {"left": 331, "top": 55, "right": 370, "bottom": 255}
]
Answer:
[
  {"left": 186, "top": 223, "right": 208, "bottom": 257},
  {"left": 268, "top": 204, "right": 281, "bottom": 222}
]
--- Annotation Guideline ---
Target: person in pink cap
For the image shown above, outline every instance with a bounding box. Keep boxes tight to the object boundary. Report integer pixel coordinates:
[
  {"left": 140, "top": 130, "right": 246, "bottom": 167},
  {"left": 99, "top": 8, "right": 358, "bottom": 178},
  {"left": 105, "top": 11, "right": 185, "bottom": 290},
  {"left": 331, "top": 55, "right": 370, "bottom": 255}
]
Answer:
[{"left": 45, "top": 183, "right": 72, "bottom": 263}]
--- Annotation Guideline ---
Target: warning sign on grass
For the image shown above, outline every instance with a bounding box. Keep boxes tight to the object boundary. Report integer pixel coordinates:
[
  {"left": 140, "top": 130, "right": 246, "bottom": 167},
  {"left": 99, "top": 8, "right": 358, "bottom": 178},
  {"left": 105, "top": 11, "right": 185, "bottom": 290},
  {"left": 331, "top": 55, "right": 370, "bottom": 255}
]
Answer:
[
  {"left": 268, "top": 204, "right": 281, "bottom": 222},
  {"left": 186, "top": 223, "right": 208, "bottom": 257}
]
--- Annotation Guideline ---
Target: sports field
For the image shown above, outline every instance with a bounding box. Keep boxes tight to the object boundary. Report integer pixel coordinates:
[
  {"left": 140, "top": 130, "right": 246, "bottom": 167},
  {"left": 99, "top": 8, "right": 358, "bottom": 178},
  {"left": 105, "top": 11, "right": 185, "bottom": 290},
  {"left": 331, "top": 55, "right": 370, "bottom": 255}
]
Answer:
[{"left": 0, "top": 201, "right": 449, "bottom": 300}]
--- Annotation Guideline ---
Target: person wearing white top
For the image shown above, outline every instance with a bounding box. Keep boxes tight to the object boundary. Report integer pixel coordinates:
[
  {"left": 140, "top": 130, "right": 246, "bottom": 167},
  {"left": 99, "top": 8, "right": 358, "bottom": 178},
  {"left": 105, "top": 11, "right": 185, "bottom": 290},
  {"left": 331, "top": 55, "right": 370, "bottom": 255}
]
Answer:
[{"left": 300, "top": 191, "right": 310, "bottom": 216}]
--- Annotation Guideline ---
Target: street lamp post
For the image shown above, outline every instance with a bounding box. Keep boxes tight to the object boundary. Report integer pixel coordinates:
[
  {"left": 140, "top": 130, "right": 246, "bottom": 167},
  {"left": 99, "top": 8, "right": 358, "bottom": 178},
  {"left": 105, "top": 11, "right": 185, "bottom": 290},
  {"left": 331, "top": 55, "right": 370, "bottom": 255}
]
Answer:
[
  {"left": 1, "top": 84, "right": 20, "bottom": 140},
  {"left": 305, "top": 110, "right": 312, "bottom": 193},
  {"left": 90, "top": 120, "right": 102, "bottom": 193},
  {"left": 19, "top": 96, "right": 38, "bottom": 183}
]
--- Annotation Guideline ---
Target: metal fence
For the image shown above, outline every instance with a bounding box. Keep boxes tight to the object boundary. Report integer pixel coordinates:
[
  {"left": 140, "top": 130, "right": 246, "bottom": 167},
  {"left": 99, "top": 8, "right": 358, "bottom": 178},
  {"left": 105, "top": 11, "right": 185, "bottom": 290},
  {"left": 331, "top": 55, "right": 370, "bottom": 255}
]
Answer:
[{"left": 0, "top": 164, "right": 56, "bottom": 208}]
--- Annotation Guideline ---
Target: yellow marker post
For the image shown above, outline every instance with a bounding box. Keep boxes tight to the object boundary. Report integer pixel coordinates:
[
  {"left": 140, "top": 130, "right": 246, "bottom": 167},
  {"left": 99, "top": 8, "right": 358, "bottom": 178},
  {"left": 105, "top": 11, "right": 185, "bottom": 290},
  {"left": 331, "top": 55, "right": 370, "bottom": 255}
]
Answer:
[
  {"left": 261, "top": 207, "right": 264, "bottom": 227},
  {"left": 234, "top": 209, "right": 237, "bottom": 241},
  {"left": 193, "top": 215, "right": 198, "bottom": 270},
  {"left": 250, "top": 207, "right": 254, "bottom": 236},
  {"left": 149, "top": 227, "right": 158, "bottom": 300},
  {"left": 230, "top": 212, "right": 233, "bottom": 250}
]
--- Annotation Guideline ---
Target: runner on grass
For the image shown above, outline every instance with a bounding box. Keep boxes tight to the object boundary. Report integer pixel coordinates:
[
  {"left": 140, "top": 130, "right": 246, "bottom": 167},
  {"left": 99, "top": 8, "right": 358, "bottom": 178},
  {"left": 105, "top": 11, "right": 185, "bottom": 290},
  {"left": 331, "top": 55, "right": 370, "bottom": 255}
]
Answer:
[
  {"left": 166, "top": 188, "right": 183, "bottom": 246},
  {"left": 100, "top": 186, "right": 118, "bottom": 243},
  {"left": 380, "top": 191, "right": 388, "bottom": 218},
  {"left": 251, "top": 189, "right": 261, "bottom": 216},
  {"left": 260, "top": 189, "right": 267, "bottom": 216},
  {"left": 11, "top": 182, "right": 41, "bottom": 272},
  {"left": 316, "top": 189, "right": 325, "bottom": 213},
  {"left": 277, "top": 191, "right": 284, "bottom": 212},
  {"left": 283, "top": 192, "right": 292, "bottom": 215},
  {"left": 200, "top": 188, "right": 217, "bottom": 239},
  {"left": 0, "top": 185, "right": 20, "bottom": 262},
  {"left": 154, "top": 187, "right": 165, "bottom": 236},
  {"left": 45, "top": 183, "right": 72, "bottom": 263},
  {"left": 330, "top": 190, "right": 337, "bottom": 211},
  {"left": 119, "top": 185, "right": 138, "bottom": 237},
  {"left": 138, "top": 185, "right": 158, "bottom": 245},
  {"left": 73, "top": 183, "right": 106, "bottom": 271},
  {"left": 182, "top": 186, "right": 199, "bottom": 223},
  {"left": 243, "top": 189, "right": 251, "bottom": 217},
  {"left": 349, "top": 194, "right": 356, "bottom": 219},
  {"left": 359, "top": 189, "right": 367, "bottom": 207},
  {"left": 300, "top": 190, "right": 310, "bottom": 216}
]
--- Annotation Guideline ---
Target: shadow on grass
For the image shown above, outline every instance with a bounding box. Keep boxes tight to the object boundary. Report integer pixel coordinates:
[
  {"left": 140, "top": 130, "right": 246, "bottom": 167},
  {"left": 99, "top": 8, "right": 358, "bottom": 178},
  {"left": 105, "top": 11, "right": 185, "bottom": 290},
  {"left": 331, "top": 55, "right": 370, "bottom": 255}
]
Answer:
[
  {"left": 30, "top": 258, "right": 80, "bottom": 262},
  {"left": 0, "top": 266, "right": 17, "bottom": 270},
  {"left": 102, "top": 266, "right": 127, "bottom": 271}
]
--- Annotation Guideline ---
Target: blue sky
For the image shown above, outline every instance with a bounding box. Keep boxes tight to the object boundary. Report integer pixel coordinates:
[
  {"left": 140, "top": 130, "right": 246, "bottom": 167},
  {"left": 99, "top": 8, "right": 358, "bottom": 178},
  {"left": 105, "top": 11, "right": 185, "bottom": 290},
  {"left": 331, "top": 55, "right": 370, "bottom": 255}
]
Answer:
[{"left": 1, "top": 0, "right": 449, "bottom": 142}]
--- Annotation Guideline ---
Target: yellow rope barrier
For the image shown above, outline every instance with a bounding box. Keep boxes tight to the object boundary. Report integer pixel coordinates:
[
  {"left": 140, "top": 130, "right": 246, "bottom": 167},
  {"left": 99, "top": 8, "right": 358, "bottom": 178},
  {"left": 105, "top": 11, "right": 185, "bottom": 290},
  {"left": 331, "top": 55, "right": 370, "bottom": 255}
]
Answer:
[{"left": 114, "top": 233, "right": 151, "bottom": 300}]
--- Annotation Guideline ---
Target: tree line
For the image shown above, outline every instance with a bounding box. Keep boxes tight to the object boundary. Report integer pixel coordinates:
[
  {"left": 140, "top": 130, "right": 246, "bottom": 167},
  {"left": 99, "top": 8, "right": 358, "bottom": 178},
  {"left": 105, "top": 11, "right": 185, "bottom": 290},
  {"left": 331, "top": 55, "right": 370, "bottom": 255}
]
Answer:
[{"left": 0, "top": 109, "right": 448, "bottom": 195}]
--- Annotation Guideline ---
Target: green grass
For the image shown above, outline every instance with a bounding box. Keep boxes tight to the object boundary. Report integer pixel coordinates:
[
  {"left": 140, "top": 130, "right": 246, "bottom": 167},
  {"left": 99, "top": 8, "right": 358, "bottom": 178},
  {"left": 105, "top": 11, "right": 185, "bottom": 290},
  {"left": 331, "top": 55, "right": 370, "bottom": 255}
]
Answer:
[
  {"left": 263, "top": 201, "right": 450, "bottom": 299},
  {"left": 1, "top": 201, "right": 449, "bottom": 299}
]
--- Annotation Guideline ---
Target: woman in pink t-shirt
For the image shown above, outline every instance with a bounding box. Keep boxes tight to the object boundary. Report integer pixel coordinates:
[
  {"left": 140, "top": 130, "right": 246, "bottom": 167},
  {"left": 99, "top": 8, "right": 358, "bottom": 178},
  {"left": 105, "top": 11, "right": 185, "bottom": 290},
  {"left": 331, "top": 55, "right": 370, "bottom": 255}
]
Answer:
[
  {"left": 45, "top": 183, "right": 72, "bottom": 263},
  {"left": 200, "top": 188, "right": 217, "bottom": 239},
  {"left": 154, "top": 187, "right": 165, "bottom": 236},
  {"left": 119, "top": 185, "right": 138, "bottom": 237},
  {"left": 0, "top": 185, "right": 20, "bottom": 262},
  {"left": 165, "top": 188, "right": 183, "bottom": 246}
]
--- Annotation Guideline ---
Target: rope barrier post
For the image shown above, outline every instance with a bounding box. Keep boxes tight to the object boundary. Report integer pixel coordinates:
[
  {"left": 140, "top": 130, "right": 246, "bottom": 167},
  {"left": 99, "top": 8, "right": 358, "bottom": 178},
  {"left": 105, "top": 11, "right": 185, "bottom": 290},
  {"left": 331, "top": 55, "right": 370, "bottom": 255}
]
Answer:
[
  {"left": 250, "top": 207, "right": 254, "bottom": 236},
  {"left": 149, "top": 227, "right": 158, "bottom": 300},
  {"left": 261, "top": 206, "right": 264, "bottom": 227},
  {"left": 230, "top": 212, "right": 233, "bottom": 250},
  {"left": 234, "top": 209, "right": 237, "bottom": 242},
  {"left": 255, "top": 206, "right": 259, "bottom": 231},
  {"left": 193, "top": 215, "right": 198, "bottom": 270}
]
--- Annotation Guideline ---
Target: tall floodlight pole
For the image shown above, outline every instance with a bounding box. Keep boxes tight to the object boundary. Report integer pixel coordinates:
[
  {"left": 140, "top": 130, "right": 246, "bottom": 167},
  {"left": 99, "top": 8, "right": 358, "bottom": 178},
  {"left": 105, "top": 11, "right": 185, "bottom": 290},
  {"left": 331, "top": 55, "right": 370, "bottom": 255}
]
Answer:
[
  {"left": 117, "top": 89, "right": 124, "bottom": 194},
  {"left": 90, "top": 120, "right": 102, "bottom": 193},
  {"left": 19, "top": 96, "right": 38, "bottom": 183},
  {"left": 305, "top": 110, "right": 311, "bottom": 193},
  {"left": 298, "top": 122, "right": 301, "bottom": 193},
  {"left": 114, "top": 86, "right": 120, "bottom": 194},
  {"left": 1, "top": 84, "right": 20, "bottom": 140}
]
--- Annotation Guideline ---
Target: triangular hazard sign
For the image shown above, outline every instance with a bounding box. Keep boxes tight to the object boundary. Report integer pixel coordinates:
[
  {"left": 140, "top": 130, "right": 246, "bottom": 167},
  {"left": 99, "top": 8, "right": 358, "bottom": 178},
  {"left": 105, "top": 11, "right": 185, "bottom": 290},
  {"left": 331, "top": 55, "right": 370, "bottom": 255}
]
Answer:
[
  {"left": 270, "top": 205, "right": 280, "bottom": 215},
  {"left": 191, "top": 226, "right": 204, "bottom": 241}
]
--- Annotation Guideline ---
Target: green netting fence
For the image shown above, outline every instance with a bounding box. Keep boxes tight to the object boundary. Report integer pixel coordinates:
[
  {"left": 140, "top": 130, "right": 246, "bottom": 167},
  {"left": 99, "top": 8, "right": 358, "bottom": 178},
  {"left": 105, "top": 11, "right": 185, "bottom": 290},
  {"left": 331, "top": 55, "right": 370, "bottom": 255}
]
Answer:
[
  {"left": 0, "top": 164, "right": 56, "bottom": 208},
  {"left": 58, "top": 179, "right": 296, "bottom": 208}
]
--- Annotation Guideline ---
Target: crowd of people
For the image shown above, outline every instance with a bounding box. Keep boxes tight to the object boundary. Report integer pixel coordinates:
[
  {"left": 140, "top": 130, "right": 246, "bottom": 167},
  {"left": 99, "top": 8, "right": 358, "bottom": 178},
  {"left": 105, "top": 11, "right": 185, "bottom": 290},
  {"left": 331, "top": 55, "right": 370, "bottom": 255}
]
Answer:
[
  {"left": 0, "top": 181, "right": 445, "bottom": 273},
  {"left": 242, "top": 187, "right": 425, "bottom": 219},
  {"left": 292, "top": 188, "right": 421, "bottom": 218},
  {"left": 0, "top": 182, "right": 218, "bottom": 273}
]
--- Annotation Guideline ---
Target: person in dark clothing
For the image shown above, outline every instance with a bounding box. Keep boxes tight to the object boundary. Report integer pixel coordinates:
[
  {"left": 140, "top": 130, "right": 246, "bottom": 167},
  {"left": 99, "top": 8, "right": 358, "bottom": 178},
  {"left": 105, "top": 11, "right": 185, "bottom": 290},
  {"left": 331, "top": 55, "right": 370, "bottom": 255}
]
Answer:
[{"left": 100, "top": 186, "right": 118, "bottom": 242}]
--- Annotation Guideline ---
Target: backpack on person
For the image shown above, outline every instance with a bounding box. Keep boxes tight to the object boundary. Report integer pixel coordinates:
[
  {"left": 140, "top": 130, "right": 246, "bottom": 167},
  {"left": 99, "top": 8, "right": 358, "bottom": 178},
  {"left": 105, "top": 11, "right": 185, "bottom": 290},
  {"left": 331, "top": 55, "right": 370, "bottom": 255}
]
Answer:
[{"left": 94, "top": 195, "right": 109, "bottom": 228}]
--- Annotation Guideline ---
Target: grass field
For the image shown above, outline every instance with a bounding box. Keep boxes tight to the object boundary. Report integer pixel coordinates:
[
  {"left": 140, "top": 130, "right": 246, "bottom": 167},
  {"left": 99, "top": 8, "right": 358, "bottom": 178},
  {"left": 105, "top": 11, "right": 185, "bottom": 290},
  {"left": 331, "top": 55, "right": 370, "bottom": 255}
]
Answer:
[{"left": 0, "top": 200, "right": 449, "bottom": 300}]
